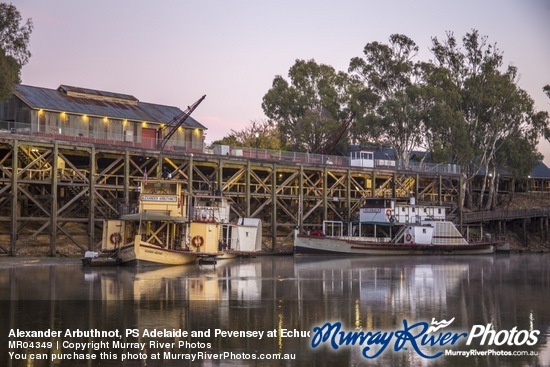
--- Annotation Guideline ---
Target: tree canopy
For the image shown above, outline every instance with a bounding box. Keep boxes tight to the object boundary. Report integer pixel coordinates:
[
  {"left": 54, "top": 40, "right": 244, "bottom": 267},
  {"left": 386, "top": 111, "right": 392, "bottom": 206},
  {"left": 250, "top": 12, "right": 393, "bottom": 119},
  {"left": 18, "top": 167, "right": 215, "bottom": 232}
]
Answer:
[
  {"left": 0, "top": 2, "right": 32, "bottom": 100},
  {"left": 425, "top": 30, "right": 548, "bottom": 208},
  {"left": 349, "top": 34, "right": 426, "bottom": 168},
  {"left": 232, "top": 30, "right": 550, "bottom": 209},
  {"left": 210, "top": 119, "right": 282, "bottom": 150},
  {"left": 262, "top": 59, "right": 353, "bottom": 153}
]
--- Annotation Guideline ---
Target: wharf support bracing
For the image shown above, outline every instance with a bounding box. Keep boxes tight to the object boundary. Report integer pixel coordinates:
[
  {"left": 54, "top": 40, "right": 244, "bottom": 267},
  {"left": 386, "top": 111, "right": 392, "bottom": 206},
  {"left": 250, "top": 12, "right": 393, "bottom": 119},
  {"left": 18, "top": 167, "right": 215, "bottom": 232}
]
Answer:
[{"left": 0, "top": 136, "right": 459, "bottom": 255}]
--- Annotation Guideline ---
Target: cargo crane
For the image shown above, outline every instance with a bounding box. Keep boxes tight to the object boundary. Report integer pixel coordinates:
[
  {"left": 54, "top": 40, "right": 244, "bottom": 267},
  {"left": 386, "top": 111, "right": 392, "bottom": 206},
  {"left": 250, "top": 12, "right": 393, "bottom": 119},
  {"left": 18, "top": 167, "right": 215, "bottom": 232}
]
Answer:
[
  {"left": 157, "top": 95, "right": 206, "bottom": 150},
  {"left": 315, "top": 112, "right": 355, "bottom": 155}
]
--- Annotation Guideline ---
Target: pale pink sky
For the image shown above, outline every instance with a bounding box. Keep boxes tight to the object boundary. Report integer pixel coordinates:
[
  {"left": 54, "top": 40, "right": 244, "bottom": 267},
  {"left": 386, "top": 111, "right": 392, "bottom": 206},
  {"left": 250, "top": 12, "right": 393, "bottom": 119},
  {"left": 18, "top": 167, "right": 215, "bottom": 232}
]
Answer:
[{"left": 14, "top": 0, "right": 550, "bottom": 164}]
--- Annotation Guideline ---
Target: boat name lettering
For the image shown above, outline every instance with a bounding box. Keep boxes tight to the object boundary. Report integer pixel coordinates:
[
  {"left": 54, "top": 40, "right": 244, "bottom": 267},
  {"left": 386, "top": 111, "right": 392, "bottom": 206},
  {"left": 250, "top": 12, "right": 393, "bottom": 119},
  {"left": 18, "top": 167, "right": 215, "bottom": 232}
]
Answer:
[
  {"left": 141, "top": 195, "right": 177, "bottom": 202},
  {"left": 360, "top": 208, "right": 381, "bottom": 213},
  {"left": 144, "top": 249, "right": 163, "bottom": 255}
]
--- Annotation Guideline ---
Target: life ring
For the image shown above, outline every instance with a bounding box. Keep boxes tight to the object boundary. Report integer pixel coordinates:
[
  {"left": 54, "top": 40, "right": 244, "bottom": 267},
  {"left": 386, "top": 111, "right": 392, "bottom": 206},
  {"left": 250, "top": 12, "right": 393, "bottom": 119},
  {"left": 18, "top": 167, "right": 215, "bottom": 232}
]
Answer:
[
  {"left": 405, "top": 234, "right": 412, "bottom": 242},
  {"left": 109, "top": 232, "right": 122, "bottom": 246},
  {"left": 385, "top": 209, "right": 392, "bottom": 217},
  {"left": 192, "top": 235, "right": 204, "bottom": 247}
]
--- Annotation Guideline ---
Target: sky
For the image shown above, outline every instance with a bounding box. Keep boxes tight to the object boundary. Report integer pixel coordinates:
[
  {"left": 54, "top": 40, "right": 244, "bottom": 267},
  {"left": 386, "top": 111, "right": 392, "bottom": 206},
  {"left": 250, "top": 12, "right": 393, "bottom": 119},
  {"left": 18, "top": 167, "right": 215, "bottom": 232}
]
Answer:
[{"left": 13, "top": 0, "right": 550, "bottom": 165}]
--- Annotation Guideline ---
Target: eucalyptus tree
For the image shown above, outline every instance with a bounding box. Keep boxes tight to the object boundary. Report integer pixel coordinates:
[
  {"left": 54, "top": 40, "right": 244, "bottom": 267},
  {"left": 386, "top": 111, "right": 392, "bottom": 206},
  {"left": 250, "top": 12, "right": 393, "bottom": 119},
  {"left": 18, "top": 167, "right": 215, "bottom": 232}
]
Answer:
[
  {"left": 348, "top": 34, "right": 427, "bottom": 168},
  {"left": 262, "top": 59, "right": 353, "bottom": 153},
  {"left": 0, "top": 2, "right": 32, "bottom": 100},
  {"left": 427, "top": 30, "right": 547, "bottom": 209}
]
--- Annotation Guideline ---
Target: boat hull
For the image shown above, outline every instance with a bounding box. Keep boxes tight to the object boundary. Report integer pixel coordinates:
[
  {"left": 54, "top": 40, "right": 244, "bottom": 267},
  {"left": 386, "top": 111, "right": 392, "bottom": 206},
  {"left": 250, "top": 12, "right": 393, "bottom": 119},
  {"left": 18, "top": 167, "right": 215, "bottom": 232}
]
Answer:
[
  {"left": 115, "top": 240, "right": 201, "bottom": 266},
  {"left": 294, "top": 235, "right": 496, "bottom": 256}
]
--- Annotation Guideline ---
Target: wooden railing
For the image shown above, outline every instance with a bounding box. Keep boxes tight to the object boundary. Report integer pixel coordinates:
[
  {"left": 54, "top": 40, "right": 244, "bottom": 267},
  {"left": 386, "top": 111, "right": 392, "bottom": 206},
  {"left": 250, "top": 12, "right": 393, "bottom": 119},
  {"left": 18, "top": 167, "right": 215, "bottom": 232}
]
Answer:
[{"left": 462, "top": 208, "right": 550, "bottom": 223}]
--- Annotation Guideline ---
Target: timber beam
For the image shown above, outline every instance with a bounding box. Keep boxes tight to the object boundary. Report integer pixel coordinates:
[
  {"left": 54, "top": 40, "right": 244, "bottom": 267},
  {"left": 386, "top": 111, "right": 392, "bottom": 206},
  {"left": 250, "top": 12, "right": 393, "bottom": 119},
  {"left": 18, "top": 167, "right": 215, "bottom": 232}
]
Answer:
[{"left": 0, "top": 136, "right": 461, "bottom": 254}]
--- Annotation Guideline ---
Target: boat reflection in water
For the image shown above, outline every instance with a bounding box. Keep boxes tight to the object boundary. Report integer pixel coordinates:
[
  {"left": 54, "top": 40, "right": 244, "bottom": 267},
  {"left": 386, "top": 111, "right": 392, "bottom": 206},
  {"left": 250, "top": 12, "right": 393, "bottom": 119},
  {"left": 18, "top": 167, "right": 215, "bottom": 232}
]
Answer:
[
  {"left": 294, "top": 256, "right": 474, "bottom": 311},
  {"left": 1, "top": 254, "right": 549, "bottom": 367},
  {"left": 84, "top": 259, "right": 263, "bottom": 302}
]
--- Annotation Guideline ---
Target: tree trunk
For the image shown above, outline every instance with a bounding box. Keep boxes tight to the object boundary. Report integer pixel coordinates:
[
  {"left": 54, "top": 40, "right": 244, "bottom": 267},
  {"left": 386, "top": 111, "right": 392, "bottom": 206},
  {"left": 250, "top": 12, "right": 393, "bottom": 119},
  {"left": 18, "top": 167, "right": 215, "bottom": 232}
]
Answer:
[
  {"left": 465, "top": 177, "right": 474, "bottom": 209},
  {"left": 484, "top": 174, "right": 495, "bottom": 211},
  {"left": 477, "top": 168, "right": 489, "bottom": 210}
]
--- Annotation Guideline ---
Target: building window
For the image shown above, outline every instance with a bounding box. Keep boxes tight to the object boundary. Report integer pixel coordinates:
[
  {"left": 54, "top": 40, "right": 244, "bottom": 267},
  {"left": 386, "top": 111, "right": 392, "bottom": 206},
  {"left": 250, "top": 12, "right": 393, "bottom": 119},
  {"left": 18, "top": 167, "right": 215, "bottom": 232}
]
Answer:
[
  {"left": 38, "top": 111, "right": 46, "bottom": 132},
  {"left": 361, "top": 152, "right": 373, "bottom": 160},
  {"left": 185, "top": 129, "right": 192, "bottom": 148}
]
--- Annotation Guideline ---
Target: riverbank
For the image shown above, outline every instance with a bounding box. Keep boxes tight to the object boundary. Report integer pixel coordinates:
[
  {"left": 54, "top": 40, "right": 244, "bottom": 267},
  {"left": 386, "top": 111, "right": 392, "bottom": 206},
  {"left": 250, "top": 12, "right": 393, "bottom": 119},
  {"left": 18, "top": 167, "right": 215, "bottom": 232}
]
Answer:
[
  {"left": 506, "top": 232, "right": 550, "bottom": 252},
  {"left": 0, "top": 256, "right": 81, "bottom": 269}
]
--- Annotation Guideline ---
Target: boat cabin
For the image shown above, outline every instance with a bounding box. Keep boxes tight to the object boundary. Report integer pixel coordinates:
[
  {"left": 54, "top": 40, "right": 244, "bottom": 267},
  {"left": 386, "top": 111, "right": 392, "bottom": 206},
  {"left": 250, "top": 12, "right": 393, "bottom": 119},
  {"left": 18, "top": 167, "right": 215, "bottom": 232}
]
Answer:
[
  {"left": 359, "top": 198, "right": 395, "bottom": 224},
  {"left": 191, "top": 195, "right": 230, "bottom": 223},
  {"left": 404, "top": 221, "right": 467, "bottom": 245},
  {"left": 138, "top": 179, "right": 187, "bottom": 218},
  {"left": 359, "top": 198, "right": 446, "bottom": 225},
  {"left": 393, "top": 203, "right": 446, "bottom": 223}
]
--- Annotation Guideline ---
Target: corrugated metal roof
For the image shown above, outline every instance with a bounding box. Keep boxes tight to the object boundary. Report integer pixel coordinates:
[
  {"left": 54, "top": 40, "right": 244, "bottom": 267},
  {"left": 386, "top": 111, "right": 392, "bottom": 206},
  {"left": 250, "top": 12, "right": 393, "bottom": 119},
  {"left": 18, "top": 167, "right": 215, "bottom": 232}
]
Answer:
[
  {"left": 530, "top": 161, "right": 550, "bottom": 178},
  {"left": 14, "top": 84, "right": 206, "bottom": 130},
  {"left": 58, "top": 85, "right": 138, "bottom": 102}
]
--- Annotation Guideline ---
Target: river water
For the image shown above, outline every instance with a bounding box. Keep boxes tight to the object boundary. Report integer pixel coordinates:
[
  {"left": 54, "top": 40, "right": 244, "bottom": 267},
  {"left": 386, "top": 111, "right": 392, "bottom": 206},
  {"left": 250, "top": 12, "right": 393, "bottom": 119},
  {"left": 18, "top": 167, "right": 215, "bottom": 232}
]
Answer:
[{"left": 0, "top": 254, "right": 549, "bottom": 367}]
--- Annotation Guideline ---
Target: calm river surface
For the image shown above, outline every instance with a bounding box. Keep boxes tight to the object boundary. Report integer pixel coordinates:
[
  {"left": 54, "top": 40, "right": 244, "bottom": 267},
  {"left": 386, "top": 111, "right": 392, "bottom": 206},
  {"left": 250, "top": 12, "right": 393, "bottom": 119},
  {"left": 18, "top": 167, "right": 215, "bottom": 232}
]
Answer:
[{"left": 0, "top": 254, "right": 549, "bottom": 366}]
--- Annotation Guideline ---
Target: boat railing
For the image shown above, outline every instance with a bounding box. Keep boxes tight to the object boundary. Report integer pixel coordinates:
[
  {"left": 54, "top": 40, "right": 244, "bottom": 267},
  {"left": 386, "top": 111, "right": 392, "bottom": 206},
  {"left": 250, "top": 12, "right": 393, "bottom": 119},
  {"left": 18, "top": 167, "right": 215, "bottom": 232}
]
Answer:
[
  {"left": 319, "top": 220, "right": 394, "bottom": 242},
  {"left": 322, "top": 221, "right": 344, "bottom": 237},
  {"left": 335, "top": 236, "right": 391, "bottom": 242},
  {"left": 192, "top": 205, "right": 224, "bottom": 222},
  {"left": 468, "top": 235, "right": 481, "bottom": 243}
]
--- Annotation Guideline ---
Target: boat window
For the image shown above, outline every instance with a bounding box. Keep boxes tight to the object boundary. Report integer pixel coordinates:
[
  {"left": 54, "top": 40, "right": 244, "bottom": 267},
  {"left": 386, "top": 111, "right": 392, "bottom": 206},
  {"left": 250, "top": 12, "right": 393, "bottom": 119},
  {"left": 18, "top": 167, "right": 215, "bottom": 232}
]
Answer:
[
  {"left": 438, "top": 209, "right": 442, "bottom": 214},
  {"left": 412, "top": 208, "right": 415, "bottom": 212},
  {"left": 422, "top": 229, "right": 426, "bottom": 233}
]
